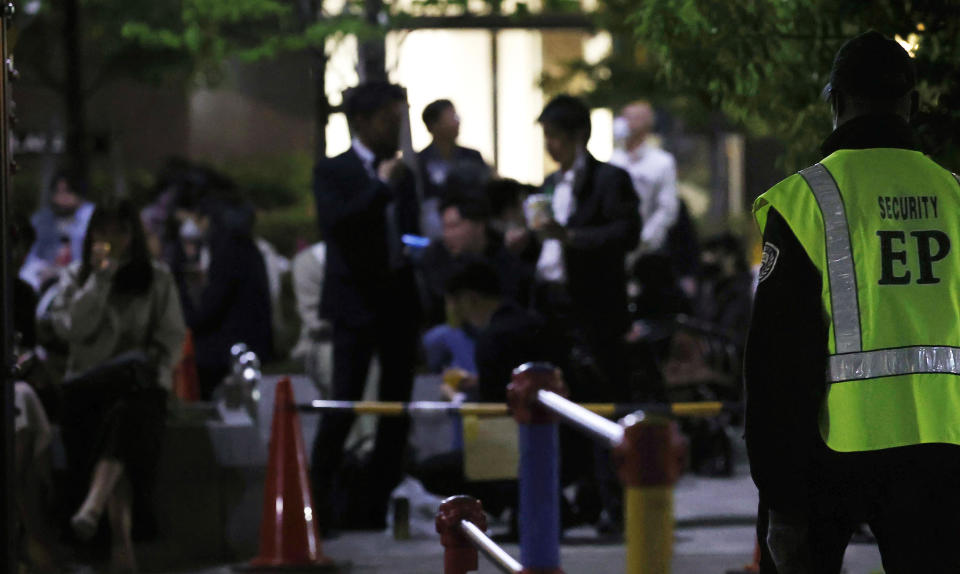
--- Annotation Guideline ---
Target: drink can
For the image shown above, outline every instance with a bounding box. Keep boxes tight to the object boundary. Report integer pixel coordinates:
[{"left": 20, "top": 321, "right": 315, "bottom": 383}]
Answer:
[
  {"left": 523, "top": 193, "right": 553, "bottom": 231},
  {"left": 392, "top": 497, "right": 410, "bottom": 540}
]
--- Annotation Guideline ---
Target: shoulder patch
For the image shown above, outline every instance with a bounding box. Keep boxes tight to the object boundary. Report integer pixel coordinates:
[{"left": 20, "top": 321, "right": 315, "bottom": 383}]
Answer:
[{"left": 758, "top": 242, "right": 780, "bottom": 284}]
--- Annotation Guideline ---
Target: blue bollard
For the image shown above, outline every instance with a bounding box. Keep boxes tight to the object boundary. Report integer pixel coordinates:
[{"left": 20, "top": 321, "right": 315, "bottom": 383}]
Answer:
[
  {"left": 507, "top": 362, "right": 566, "bottom": 574},
  {"left": 518, "top": 422, "right": 561, "bottom": 569}
]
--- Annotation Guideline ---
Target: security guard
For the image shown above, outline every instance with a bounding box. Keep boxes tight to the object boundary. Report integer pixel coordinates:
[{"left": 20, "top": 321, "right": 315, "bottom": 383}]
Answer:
[{"left": 745, "top": 31, "right": 960, "bottom": 573}]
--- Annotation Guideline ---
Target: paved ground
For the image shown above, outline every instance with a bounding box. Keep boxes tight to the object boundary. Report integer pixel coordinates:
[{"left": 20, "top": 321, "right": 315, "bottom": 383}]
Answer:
[
  {"left": 156, "top": 465, "right": 886, "bottom": 574},
  {"left": 142, "top": 379, "right": 886, "bottom": 573}
]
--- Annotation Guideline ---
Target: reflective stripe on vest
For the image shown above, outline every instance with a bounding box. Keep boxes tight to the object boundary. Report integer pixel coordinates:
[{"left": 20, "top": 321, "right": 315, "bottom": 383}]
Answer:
[
  {"left": 799, "top": 164, "right": 862, "bottom": 354},
  {"left": 830, "top": 345, "right": 960, "bottom": 382},
  {"left": 804, "top": 165, "right": 960, "bottom": 383}
]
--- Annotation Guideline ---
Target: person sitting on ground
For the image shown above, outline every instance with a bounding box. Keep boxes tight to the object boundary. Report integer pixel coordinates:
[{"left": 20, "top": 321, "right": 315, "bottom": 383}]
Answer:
[
  {"left": 140, "top": 158, "right": 196, "bottom": 259},
  {"left": 43, "top": 200, "right": 186, "bottom": 573},
  {"left": 159, "top": 165, "right": 234, "bottom": 302},
  {"left": 291, "top": 241, "right": 334, "bottom": 395},
  {"left": 693, "top": 233, "right": 754, "bottom": 346},
  {"left": 416, "top": 260, "right": 560, "bottom": 515},
  {"left": 444, "top": 259, "right": 561, "bottom": 402},
  {"left": 21, "top": 170, "right": 96, "bottom": 291},
  {"left": 10, "top": 217, "right": 65, "bottom": 574},
  {"left": 426, "top": 258, "right": 559, "bottom": 402},
  {"left": 419, "top": 192, "right": 532, "bottom": 327},
  {"left": 177, "top": 196, "right": 274, "bottom": 399},
  {"left": 419, "top": 192, "right": 534, "bottom": 393},
  {"left": 15, "top": 380, "right": 60, "bottom": 573}
]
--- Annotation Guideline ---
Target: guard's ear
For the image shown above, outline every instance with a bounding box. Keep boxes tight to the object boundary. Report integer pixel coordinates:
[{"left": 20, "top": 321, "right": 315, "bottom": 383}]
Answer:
[{"left": 831, "top": 92, "right": 843, "bottom": 129}]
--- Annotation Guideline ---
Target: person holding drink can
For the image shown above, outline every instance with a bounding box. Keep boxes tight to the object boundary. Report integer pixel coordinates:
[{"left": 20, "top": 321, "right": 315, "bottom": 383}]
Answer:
[
  {"left": 530, "top": 94, "right": 640, "bottom": 533},
  {"left": 42, "top": 200, "right": 186, "bottom": 573}
]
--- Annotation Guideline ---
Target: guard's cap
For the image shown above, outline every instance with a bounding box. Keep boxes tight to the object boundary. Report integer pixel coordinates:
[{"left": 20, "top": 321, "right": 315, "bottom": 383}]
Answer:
[{"left": 823, "top": 30, "right": 916, "bottom": 101}]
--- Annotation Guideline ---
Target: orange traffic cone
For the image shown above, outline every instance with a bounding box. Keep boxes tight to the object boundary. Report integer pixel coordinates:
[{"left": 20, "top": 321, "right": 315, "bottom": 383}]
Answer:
[
  {"left": 244, "top": 377, "right": 336, "bottom": 570},
  {"left": 173, "top": 330, "right": 200, "bottom": 402}
]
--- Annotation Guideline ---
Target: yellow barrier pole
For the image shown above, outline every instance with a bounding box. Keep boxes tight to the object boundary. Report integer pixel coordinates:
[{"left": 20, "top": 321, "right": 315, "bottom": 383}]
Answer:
[
  {"left": 668, "top": 401, "right": 725, "bottom": 417},
  {"left": 303, "top": 400, "right": 727, "bottom": 419},
  {"left": 614, "top": 415, "right": 686, "bottom": 574}
]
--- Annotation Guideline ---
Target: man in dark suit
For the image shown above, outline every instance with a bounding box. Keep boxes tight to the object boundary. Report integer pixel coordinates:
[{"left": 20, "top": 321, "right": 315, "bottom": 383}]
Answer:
[
  {"left": 417, "top": 99, "right": 489, "bottom": 238},
  {"left": 532, "top": 94, "right": 640, "bottom": 531},
  {"left": 417, "top": 99, "right": 487, "bottom": 200},
  {"left": 311, "top": 82, "right": 421, "bottom": 530},
  {"left": 533, "top": 95, "right": 639, "bottom": 402}
]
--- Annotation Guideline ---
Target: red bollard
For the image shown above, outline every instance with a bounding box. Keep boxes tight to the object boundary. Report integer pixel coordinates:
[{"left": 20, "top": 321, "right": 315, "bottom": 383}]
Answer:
[
  {"left": 436, "top": 495, "right": 488, "bottom": 574},
  {"left": 613, "top": 415, "right": 685, "bottom": 488},
  {"left": 506, "top": 362, "right": 567, "bottom": 424}
]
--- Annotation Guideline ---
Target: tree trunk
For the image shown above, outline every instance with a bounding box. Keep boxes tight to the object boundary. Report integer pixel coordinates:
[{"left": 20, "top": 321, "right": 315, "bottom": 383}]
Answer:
[
  {"left": 298, "top": 0, "right": 330, "bottom": 161},
  {"left": 63, "top": 0, "right": 87, "bottom": 184},
  {"left": 358, "top": 0, "right": 387, "bottom": 82}
]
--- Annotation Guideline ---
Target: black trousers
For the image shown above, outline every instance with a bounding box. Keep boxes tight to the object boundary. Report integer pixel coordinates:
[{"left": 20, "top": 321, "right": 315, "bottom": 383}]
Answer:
[
  {"left": 534, "top": 281, "right": 629, "bottom": 524},
  {"left": 309, "top": 310, "right": 418, "bottom": 528},
  {"left": 758, "top": 447, "right": 960, "bottom": 574},
  {"left": 59, "top": 353, "right": 167, "bottom": 540}
]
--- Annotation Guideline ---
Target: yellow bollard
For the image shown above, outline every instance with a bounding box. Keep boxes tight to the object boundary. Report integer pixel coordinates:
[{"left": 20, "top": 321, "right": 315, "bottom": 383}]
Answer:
[
  {"left": 625, "top": 486, "right": 673, "bottom": 574},
  {"left": 614, "top": 416, "right": 686, "bottom": 574}
]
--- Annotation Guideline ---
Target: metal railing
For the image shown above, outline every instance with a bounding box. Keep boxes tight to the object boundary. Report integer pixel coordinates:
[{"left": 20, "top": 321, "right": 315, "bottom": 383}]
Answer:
[
  {"left": 536, "top": 389, "right": 626, "bottom": 446},
  {"left": 459, "top": 520, "right": 523, "bottom": 574}
]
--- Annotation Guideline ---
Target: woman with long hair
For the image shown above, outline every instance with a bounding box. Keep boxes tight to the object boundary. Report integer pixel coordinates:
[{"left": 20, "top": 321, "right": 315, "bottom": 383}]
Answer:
[
  {"left": 179, "top": 197, "right": 273, "bottom": 399},
  {"left": 45, "top": 199, "right": 186, "bottom": 573}
]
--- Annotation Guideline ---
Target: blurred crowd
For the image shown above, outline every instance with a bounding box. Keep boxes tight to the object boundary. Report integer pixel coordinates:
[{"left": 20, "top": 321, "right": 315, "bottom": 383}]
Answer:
[{"left": 10, "top": 85, "right": 756, "bottom": 572}]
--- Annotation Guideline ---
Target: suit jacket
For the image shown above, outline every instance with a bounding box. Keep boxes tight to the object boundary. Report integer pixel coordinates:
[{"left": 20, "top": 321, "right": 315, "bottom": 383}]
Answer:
[
  {"left": 541, "top": 153, "right": 640, "bottom": 333},
  {"left": 416, "top": 143, "right": 487, "bottom": 199},
  {"left": 313, "top": 148, "right": 421, "bottom": 326}
]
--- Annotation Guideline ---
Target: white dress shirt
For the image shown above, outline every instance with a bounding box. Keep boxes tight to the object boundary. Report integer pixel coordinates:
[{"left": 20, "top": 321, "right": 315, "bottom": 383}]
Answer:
[
  {"left": 352, "top": 138, "right": 379, "bottom": 180},
  {"left": 610, "top": 143, "right": 679, "bottom": 253},
  {"left": 536, "top": 165, "right": 578, "bottom": 284}
]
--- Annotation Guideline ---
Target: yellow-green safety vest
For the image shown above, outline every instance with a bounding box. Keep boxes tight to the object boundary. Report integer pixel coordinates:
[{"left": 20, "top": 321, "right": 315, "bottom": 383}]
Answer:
[{"left": 754, "top": 148, "right": 960, "bottom": 452}]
